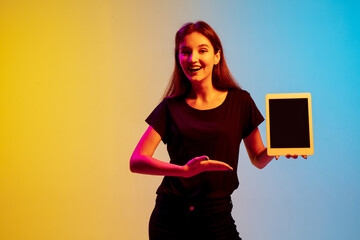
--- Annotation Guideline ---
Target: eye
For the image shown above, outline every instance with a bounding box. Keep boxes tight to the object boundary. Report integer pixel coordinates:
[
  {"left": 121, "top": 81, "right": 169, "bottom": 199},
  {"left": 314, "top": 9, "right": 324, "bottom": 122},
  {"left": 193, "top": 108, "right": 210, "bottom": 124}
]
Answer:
[
  {"left": 180, "top": 51, "right": 190, "bottom": 56},
  {"left": 180, "top": 49, "right": 191, "bottom": 56},
  {"left": 199, "top": 48, "right": 208, "bottom": 54}
]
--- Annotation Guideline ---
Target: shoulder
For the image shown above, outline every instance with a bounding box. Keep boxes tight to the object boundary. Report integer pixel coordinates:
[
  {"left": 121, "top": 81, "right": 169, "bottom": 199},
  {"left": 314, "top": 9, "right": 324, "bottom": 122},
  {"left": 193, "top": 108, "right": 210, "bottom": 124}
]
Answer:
[
  {"left": 229, "top": 88, "right": 252, "bottom": 101},
  {"left": 151, "top": 96, "right": 184, "bottom": 114},
  {"left": 163, "top": 95, "right": 184, "bottom": 107}
]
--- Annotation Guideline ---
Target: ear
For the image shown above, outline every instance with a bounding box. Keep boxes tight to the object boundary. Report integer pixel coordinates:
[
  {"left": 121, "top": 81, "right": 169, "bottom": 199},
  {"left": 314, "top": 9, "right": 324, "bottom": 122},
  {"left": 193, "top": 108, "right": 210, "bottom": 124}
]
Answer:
[{"left": 214, "top": 50, "right": 221, "bottom": 65}]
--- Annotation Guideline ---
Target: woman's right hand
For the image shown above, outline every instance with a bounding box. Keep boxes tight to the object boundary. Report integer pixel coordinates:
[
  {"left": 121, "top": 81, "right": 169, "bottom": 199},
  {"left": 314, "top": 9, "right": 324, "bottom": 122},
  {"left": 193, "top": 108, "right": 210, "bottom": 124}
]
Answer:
[
  {"left": 182, "top": 155, "right": 233, "bottom": 178},
  {"left": 275, "top": 155, "right": 307, "bottom": 160}
]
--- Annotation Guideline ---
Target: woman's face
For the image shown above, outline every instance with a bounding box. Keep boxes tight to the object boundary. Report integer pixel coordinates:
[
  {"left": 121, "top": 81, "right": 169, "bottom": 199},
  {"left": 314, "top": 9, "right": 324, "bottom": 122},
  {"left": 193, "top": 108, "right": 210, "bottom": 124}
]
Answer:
[{"left": 178, "top": 32, "right": 220, "bottom": 84}]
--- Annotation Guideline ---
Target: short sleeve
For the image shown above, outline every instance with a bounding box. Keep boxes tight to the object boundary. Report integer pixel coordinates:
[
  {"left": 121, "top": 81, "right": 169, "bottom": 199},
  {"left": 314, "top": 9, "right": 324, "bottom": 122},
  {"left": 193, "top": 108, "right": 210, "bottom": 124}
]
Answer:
[
  {"left": 145, "top": 99, "right": 169, "bottom": 144},
  {"left": 241, "top": 93, "right": 265, "bottom": 139}
]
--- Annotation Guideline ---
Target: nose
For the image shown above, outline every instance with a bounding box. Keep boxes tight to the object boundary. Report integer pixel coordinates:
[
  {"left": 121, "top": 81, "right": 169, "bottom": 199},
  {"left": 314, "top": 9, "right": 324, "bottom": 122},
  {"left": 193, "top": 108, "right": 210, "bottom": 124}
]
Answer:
[{"left": 189, "top": 51, "right": 199, "bottom": 63}]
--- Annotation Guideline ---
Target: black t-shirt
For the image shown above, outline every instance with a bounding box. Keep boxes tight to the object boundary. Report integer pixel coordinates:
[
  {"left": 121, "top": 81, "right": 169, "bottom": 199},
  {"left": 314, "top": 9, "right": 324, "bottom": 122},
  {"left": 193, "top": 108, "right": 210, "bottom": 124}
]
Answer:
[{"left": 146, "top": 88, "right": 264, "bottom": 200}]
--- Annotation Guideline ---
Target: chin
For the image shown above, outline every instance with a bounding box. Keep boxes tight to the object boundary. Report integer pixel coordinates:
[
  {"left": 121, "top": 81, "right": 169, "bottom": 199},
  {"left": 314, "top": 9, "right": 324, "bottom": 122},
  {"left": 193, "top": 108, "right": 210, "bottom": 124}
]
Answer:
[
  {"left": 188, "top": 77, "right": 204, "bottom": 83},
  {"left": 186, "top": 74, "right": 202, "bottom": 81}
]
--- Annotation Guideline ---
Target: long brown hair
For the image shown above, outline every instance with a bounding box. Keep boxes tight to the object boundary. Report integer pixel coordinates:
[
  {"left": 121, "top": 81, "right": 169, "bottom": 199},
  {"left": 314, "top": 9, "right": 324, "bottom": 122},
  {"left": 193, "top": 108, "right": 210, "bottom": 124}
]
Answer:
[{"left": 163, "top": 21, "right": 240, "bottom": 99}]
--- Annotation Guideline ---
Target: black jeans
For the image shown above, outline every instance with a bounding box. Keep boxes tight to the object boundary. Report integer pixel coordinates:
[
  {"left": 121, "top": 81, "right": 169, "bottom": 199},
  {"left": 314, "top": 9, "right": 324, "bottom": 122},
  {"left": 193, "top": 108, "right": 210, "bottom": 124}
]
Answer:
[{"left": 149, "top": 194, "right": 242, "bottom": 240}]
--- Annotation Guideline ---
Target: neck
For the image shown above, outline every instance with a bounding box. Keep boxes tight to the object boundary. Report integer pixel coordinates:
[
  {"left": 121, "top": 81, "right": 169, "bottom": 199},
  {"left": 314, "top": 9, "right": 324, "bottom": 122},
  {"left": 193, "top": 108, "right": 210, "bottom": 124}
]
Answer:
[
  {"left": 188, "top": 78, "right": 218, "bottom": 102},
  {"left": 185, "top": 80, "right": 228, "bottom": 110}
]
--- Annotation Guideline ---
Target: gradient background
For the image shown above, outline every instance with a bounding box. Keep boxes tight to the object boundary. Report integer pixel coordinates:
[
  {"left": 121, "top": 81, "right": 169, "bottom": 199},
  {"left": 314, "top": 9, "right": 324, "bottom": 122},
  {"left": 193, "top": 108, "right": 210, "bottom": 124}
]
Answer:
[{"left": 1, "top": 0, "right": 359, "bottom": 239}]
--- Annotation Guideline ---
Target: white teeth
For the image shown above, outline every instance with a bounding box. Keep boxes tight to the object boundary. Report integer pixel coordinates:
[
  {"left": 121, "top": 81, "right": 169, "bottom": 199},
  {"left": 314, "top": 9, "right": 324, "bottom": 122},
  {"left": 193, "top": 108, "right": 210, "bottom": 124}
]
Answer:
[{"left": 189, "top": 66, "right": 202, "bottom": 71}]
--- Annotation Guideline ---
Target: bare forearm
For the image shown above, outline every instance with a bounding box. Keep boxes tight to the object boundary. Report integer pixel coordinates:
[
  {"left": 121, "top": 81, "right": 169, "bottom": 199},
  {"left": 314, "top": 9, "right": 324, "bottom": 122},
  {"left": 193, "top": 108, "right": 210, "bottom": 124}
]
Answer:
[
  {"left": 252, "top": 147, "right": 274, "bottom": 169},
  {"left": 130, "top": 154, "right": 185, "bottom": 177}
]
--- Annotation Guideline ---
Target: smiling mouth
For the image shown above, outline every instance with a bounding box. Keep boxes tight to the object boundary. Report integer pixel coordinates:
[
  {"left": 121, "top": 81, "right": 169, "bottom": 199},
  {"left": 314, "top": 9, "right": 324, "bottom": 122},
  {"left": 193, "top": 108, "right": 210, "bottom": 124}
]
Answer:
[{"left": 188, "top": 66, "right": 202, "bottom": 72}]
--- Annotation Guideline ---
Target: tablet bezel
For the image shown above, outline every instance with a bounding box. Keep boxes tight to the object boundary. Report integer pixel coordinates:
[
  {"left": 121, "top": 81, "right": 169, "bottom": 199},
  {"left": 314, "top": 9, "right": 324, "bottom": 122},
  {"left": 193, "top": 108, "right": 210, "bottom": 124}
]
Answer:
[{"left": 266, "top": 93, "right": 314, "bottom": 156}]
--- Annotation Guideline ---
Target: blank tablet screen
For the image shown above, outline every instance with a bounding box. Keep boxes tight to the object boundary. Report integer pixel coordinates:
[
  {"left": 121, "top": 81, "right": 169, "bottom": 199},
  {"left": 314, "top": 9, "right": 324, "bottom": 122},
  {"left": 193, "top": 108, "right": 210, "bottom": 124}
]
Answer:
[{"left": 269, "top": 98, "right": 310, "bottom": 148}]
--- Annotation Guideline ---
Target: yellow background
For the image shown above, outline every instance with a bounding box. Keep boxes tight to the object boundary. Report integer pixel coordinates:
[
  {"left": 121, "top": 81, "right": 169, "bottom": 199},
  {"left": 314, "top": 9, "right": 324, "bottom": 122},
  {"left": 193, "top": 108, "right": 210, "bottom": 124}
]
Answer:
[{"left": 0, "top": 1, "right": 183, "bottom": 239}]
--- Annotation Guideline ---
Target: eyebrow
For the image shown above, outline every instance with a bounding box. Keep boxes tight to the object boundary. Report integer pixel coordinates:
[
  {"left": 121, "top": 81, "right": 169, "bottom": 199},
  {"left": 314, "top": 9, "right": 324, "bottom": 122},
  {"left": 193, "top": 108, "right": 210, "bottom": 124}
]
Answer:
[
  {"left": 180, "top": 44, "right": 210, "bottom": 49},
  {"left": 198, "top": 44, "right": 209, "bottom": 48}
]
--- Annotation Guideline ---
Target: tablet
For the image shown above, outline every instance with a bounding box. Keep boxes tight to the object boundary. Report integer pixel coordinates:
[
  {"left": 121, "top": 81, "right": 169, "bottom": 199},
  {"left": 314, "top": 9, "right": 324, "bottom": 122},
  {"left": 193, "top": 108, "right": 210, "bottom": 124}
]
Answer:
[{"left": 266, "top": 93, "right": 314, "bottom": 156}]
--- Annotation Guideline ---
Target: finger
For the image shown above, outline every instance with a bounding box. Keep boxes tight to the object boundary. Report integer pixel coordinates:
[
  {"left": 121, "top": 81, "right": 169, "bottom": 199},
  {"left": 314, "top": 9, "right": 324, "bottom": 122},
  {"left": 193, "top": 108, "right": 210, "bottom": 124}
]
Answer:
[
  {"left": 205, "top": 160, "right": 233, "bottom": 171},
  {"left": 193, "top": 155, "right": 209, "bottom": 161},
  {"left": 302, "top": 155, "right": 307, "bottom": 159},
  {"left": 275, "top": 155, "right": 279, "bottom": 160},
  {"left": 200, "top": 155, "right": 209, "bottom": 160},
  {"left": 292, "top": 155, "right": 298, "bottom": 159},
  {"left": 286, "top": 154, "right": 291, "bottom": 159},
  {"left": 207, "top": 160, "right": 232, "bottom": 168}
]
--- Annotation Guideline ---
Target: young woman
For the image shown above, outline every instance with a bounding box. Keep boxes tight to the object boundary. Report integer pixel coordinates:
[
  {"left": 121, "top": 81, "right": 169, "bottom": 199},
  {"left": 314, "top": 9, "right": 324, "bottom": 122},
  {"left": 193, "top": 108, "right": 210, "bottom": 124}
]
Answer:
[{"left": 130, "top": 21, "right": 299, "bottom": 240}]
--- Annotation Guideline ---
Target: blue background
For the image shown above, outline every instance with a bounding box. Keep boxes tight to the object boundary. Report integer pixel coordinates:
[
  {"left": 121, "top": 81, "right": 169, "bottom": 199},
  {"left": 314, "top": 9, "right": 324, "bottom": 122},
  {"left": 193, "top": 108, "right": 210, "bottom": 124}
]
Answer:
[{"left": 209, "top": 1, "right": 360, "bottom": 239}]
